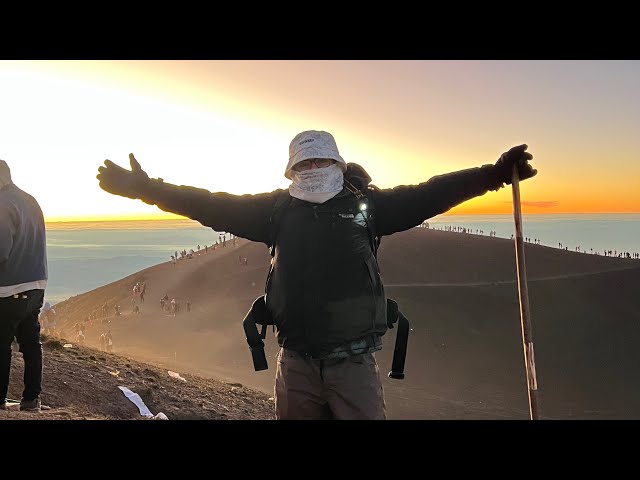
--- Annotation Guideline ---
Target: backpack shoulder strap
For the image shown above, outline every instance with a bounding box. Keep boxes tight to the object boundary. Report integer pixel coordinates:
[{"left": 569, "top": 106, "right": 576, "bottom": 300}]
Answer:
[
  {"left": 268, "top": 190, "right": 293, "bottom": 257},
  {"left": 344, "top": 179, "right": 380, "bottom": 257},
  {"left": 365, "top": 186, "right": 381, "bottom": 257}
]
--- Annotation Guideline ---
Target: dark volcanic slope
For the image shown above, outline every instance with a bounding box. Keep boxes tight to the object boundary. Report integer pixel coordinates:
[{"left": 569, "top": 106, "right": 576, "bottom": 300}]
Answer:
[{"left": 53, "top": 227, "right": 640, "bottom": 419}]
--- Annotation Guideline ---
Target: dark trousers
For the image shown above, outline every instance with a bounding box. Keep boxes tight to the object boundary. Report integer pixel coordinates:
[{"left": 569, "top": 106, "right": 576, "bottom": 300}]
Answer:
[{"left": 0, "top": 289, "right": 44, "bottom": 402}]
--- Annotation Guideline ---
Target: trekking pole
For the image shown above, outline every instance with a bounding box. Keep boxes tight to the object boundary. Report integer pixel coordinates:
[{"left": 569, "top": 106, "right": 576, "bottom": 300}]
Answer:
[{"left": 511, "top": 164, "right": 541, "bottom": 420}]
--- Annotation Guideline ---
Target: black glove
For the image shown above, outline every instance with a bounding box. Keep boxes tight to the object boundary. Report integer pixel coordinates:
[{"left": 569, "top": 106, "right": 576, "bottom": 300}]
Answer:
[
  {"left": 96, "top": 153, "right": 154, "bottom": 200},
  {"left": 493, "top": 144, "right": 537, "bottom": 186}
]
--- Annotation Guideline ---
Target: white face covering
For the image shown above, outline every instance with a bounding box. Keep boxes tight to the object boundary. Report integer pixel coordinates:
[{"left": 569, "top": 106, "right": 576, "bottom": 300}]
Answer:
[{"left": 288, "top": 163, "right": 344, "bottom": 204}]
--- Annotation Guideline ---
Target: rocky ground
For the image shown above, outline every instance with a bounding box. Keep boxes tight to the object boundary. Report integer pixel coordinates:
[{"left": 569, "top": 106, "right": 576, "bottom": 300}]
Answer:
[{"left": 1, "top": 334, "right": 275, "bottom": 420}]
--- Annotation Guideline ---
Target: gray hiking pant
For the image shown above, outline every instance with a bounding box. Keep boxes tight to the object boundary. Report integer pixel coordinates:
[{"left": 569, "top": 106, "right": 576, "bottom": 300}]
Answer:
[{"left": 274, "top": 347, "right": 386, "bottom": 420}]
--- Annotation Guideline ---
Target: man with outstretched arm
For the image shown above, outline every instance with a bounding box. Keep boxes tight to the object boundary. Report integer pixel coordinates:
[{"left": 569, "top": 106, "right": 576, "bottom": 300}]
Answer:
[{"left": 96, "top": 130, "right": 536, "bottom": 420}]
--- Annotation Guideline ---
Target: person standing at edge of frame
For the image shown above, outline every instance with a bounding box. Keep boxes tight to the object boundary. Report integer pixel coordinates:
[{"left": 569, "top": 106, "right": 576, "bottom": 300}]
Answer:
[{"left": 0, "top": 160, "right": 48, "bottom": 413}]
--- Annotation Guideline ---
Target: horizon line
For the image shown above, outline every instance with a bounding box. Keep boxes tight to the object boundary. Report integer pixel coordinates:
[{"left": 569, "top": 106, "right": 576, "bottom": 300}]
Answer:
[{"left": 44, "top": 211, "right": 640, "bottom": 224}]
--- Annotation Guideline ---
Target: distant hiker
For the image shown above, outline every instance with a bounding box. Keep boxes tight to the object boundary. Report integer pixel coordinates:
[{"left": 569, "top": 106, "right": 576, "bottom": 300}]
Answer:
[
  {"left": 139, "top": 283, "right": 146, "bottom": 304},
  {"left": 114, "top": 305, "right": 121, "bottom": 316},
  {"left": 99, "top": 332, "right": 106, "bottom": 351},
  {"left": 0, "top": 159, "right": 48, "bottom": 412},
  {"left": 96, "top": 130, "right": 537, "bottom": 420},
  {"left": 161, "top": 293, "right": 169, "bottom": 311},
  {"left": 39, "top": 302, "right": 57, "bottom": 335},
  {"left": 105, "top": 330, "right": 113, "bottom": 353}
]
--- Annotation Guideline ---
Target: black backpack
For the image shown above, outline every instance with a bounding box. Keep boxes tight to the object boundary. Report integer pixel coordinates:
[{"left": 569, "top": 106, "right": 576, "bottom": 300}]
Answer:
[{"left": 242, "top": 164, "right": 409, "bottom": 379}]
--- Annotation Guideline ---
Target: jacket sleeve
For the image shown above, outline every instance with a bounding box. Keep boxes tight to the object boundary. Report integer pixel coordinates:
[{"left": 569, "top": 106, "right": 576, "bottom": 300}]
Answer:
[
  {"left": 0, "top": 203, "right": 16, "bottom": 263},
  {"left": 138, "top": 179, "right": 284, "bottom": 245},
  {"left": 372, "top": 164, "right": 502, "bottom": 236}
]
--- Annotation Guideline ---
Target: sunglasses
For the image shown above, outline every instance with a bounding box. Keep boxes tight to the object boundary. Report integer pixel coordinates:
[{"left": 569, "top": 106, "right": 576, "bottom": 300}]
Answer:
[{"left": 292, "top": 158, "right": 336, "bottom": 171}]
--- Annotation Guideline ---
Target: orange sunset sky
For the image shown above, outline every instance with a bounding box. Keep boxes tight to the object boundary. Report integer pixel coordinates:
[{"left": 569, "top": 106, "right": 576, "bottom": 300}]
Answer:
[{"left": 0, "top": 60, "right": 638, "bottom": 222}]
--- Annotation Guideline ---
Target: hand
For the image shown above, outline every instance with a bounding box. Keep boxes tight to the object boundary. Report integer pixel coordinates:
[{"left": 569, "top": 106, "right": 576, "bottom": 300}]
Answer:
[
  {"left": 97, "top": 153, "right": 150, "bottom": 200},
  {"left": 494, "top": 144, "right": 537, "bottom": 186}
]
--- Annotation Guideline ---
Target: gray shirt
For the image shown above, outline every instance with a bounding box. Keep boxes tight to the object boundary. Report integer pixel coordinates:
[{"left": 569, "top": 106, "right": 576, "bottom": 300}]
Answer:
[{"left": 0, "top": 183, "right": 48, "bottom": 288}]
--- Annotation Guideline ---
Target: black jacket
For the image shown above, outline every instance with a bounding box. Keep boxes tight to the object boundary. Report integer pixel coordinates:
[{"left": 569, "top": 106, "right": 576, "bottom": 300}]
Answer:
[{"left": 139, "top": 163, "right": 502, "bottom": 354}]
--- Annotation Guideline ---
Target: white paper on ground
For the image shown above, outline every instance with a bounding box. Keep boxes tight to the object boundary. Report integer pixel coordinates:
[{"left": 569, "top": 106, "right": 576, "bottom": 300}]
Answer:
[
  {"left": 168, "top": 371, "right": 187, "bottom": 382},
  {"left": 118, "top": 386, "right": 154, "bottom": 417},
  {"left": 117, "top": 386, "right": 169, "bottom": 420}
]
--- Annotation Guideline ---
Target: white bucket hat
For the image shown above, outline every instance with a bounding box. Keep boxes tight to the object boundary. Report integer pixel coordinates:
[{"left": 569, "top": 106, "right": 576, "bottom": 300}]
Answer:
[{"left": 285, "top": 130, "right": 347, "bottom": 179}]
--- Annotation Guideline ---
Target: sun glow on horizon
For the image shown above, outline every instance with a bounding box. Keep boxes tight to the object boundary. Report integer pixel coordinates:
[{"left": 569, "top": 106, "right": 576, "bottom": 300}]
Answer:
[
  {"left": 3, "top": 60, "right": 640, "bottom": 220},
  {"left": 45, "top": 211, "right": 184, "bottom": 223}
]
